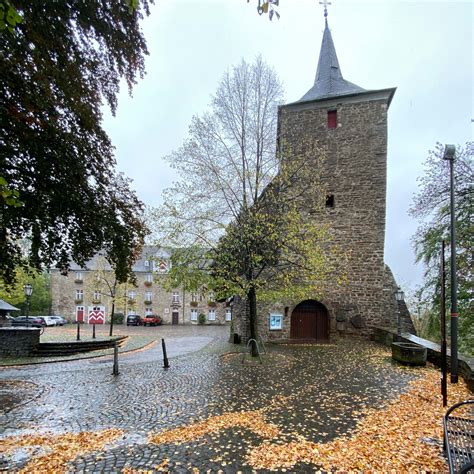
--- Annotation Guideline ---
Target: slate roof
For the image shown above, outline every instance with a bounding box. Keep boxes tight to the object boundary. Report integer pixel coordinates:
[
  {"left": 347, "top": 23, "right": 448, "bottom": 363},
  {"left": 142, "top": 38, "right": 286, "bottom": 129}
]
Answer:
[
  {"left": 298, "top": 18, "right": 366, "bottom": 103},
  {"left": 0, "top": 299, "right": 20, "bottom": 312}
]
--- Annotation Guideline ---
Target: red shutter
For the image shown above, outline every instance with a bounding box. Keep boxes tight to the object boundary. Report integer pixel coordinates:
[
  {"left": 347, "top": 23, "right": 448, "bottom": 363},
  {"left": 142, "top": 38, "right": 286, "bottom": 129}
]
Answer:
[{"left": 328, "top": 110, "right": 337, "bottom": 128}]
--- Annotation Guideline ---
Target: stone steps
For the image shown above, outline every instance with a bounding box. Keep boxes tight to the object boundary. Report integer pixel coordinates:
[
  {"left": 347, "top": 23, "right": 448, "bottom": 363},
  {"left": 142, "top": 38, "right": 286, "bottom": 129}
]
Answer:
[{"left": 33, "top": 336, "right": 127, "bottom": 357}]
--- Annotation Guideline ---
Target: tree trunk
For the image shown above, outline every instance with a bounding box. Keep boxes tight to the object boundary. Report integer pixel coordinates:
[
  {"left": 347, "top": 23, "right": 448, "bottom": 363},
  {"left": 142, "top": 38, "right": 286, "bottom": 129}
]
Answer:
[
  {"left": 248, "top": 285, "right": 258, "bottom": 357},
  {"left": 109, "top": 300, "right": 115, "bottom": 336}
]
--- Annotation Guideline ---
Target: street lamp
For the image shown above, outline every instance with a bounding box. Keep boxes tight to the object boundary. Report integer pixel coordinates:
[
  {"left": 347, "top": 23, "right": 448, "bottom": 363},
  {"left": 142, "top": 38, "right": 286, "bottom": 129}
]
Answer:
[
  {"left": 443, "top": 144, "right": 458, "bottom": 384},
  {"left": 24, "top": 283, "right": 33, "bottom": 325},
  {"left": 395, "top": 286, "right": 405, "bottom": 341}
]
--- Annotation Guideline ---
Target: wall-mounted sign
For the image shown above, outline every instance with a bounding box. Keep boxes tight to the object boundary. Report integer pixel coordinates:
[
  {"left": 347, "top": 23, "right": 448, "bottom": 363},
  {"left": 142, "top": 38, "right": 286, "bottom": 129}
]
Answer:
[
  {"left": 164, "top": 308, "right": 170, "bottom": 314},
  {"left": 269, "top": 313, "right": 283, "bottom": 330}
]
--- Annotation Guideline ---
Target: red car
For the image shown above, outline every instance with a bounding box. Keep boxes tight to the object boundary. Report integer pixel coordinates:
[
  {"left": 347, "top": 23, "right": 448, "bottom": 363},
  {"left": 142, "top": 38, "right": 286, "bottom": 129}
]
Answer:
[{"left": 142, "top": 315, "right": 162, "bottom": 326}]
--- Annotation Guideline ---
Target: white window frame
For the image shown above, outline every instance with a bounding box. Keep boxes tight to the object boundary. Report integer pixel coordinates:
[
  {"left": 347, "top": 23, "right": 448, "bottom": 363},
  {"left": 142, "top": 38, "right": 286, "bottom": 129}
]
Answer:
[
  {"left": 208, "top": 292, "right": 215, "bottom": 302},
  {"left": 144, "top": 260, "right": 150, "bottom": 268},
  {"left": 75, "top": 272, "right": 83, "bottom": 281},
  {"left": 128, "top": 291, "right": 136, "bottom": 300},
  {"left": 172, "top": 292, "right": 180, "bottom": 303},
  {"left": 93, "top": 290, "right": 101, "bottom": 301},
  {"left": 191, "top": 293, "right": 198, "bottom": 303},
  {"left": 225, "top": 309, "right": 232, "bottom": 321},
  {"left": 145, "top": 307, "right": 153, "bottom": 316},
  {"left": 208, "top": 309, "right": 216, "bottom": 321},
  {"left": 145, "top": 291, "right": 152, "bottom": 301},
  {"left": 75, "top": 289, "right": 83, "bottom": 300},
  {"left": 190, "top": 309, "right": 198, "bottom": 321},
  {"left": 146, "top": 273, "right": 153, "bottom": 282}
]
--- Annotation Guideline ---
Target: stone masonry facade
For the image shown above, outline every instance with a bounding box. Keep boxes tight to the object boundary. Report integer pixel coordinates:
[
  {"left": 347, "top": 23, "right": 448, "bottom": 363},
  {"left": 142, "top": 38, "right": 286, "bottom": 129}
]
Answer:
[{"left": 50, "top": 247, "right": 231, "bottom": 326}]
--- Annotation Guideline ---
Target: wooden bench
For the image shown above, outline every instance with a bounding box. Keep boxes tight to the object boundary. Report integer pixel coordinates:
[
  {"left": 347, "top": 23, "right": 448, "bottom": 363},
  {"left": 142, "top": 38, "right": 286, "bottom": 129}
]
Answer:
[{"left": 443, "top": 400, "right": 474, "bottom": 474}]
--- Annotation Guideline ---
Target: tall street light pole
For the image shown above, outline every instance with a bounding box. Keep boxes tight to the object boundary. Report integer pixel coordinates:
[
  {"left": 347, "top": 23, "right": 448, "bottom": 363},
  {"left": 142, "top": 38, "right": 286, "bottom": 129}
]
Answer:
[
  {"left": 24, "top": 283, "right": 33, "bottom": 325},
  {"left": 395, "top": 287, "right": 405, "bottom": 341},
  {"left": 443, "top": 144, "right": 458, "bottom": 384}
]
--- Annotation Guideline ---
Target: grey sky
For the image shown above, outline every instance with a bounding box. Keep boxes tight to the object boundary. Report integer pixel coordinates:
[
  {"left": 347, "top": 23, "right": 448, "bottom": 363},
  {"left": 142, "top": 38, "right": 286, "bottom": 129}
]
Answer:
[{"left": 103, "top": 0, "right": 473, "bottom": 293}]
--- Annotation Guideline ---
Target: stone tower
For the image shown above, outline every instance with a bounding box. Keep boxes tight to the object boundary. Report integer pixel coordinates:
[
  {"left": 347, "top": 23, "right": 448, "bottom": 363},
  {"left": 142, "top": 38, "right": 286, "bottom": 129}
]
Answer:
[{"left": 234, "top": 16, "right": 415, "bottom": 343}]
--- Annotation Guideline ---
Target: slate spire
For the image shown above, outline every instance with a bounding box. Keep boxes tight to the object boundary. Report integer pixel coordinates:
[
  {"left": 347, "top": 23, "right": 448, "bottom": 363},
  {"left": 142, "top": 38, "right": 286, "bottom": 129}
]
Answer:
[{"left": 299, "top": 18, "right": 365, "bottom": 102}]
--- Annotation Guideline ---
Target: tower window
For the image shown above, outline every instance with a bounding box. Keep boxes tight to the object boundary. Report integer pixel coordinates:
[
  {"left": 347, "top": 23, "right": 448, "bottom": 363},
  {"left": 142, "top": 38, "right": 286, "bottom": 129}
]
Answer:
[
  {"left": 326, "top": 194, "right": 335, "bottom": 208},
  {"left": 328, "top": 110, "right": 337, "bottom": 128}
]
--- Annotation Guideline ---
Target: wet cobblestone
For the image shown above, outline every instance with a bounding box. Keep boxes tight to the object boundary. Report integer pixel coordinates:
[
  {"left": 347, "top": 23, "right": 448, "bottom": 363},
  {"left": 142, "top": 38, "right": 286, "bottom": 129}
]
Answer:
[{"left": 0, "top": 326, "right": 421, "bottom": 472}]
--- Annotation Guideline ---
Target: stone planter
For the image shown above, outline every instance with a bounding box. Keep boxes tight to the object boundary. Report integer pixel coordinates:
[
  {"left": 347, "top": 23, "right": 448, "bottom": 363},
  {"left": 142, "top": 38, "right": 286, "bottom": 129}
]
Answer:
[{"left": 392, "top": 341, "right": 427, "bottom": 366}]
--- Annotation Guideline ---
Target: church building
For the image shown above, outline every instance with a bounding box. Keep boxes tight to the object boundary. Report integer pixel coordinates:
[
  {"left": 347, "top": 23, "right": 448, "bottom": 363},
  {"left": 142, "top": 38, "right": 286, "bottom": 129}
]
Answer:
[{"left": 234, "top": 13, "right": 415, "bottom": 343}]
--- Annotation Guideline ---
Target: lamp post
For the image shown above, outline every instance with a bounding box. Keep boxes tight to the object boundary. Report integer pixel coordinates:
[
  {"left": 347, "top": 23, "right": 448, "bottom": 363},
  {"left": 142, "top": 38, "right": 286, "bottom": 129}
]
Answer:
[
  {"left": 395, "top": 287, "right": 405, "bottom": 341},
  {"left": 24, "top": 283, "right": 33, "bottom": 325},
  {"left": 443, "top": 144, "right": 458, "bottom": 384}
]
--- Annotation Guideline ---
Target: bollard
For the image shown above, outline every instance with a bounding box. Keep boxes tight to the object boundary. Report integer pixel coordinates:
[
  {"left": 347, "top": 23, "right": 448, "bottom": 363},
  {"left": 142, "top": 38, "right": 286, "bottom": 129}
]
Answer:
[
  {"left": 112, "top": 342, "right": 119, "bottom": 376},
  {"left": 92, "top": 324, "right": 96, "bottom": 339},
  {"left": 162, "top": 338, "right": 169, "bottom": 369},
  {"left": 76, "top": 321, "right": 81, "bottom": 341}
]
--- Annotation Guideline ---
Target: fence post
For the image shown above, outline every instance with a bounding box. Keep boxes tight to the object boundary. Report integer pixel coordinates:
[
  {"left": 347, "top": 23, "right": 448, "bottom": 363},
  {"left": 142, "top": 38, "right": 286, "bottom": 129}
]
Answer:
[
  {"left": 76, "top": 321, "right": 81, "bottom": 341},
  {"left": 92, "top": 324, "right": 96, "bottom": 339}
]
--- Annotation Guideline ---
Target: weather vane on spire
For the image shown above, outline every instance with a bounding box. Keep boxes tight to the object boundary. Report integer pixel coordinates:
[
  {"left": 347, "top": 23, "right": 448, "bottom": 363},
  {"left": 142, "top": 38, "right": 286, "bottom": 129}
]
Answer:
[{"left": 319, "top": 0, "right": 332, "bottom": 18}]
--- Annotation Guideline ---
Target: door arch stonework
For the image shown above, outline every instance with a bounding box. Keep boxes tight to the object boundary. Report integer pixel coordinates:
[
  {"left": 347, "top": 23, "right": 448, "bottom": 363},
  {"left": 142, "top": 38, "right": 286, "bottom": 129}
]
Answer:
[{"left": 290, "top": 300, "right": 330, "bottom": 341}]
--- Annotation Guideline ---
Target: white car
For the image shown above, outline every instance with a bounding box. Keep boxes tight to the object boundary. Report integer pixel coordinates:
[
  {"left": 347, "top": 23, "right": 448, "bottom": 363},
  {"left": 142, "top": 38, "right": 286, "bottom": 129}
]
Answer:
[
  {"left": 49, "top": 316, "right": 68, "bottom": 326},
  {"left": 37, "top": 316, "right": 58, "bottom": 327}
]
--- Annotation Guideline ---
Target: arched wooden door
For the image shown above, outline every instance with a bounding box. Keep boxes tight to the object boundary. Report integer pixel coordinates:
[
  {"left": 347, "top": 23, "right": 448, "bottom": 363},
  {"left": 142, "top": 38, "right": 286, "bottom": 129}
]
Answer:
[{"left": 290, "top": 300, "right": 329, "bottom": 341}]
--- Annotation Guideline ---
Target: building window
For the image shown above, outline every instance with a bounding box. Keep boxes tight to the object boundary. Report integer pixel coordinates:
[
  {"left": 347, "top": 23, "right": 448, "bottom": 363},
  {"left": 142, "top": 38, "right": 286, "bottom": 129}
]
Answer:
[
  {"left": 208, "top": 292, "right": 215, "bottom": 302},
  {"left": 328, "top": 110, "right": 337, "bottom": 128},
  {"left": 191, "top": 293, "right": 198, "bottom": 303},
  {"left": 93, "top": 291, "right": 101, "bottom": 302},
  {"left": 146, "top": 274, "right": 153, "bottom": 282},
  {"left": 325, "top": 194, "right": 335, "bottom": 208},
  {"left": 145, "top": 291, "right": 152, "bottom": 302},
  {"left": 191, "top": 309, "right": 198, "bottom": 321},
  {"left": 75, "top": 272, "right": 83, "bottom": 282},
  {"left": 144, "top": 260, "right": 150, "bottom": 268},
  {"left": 145, "top": 308, "right": 153, "bottom": 316},
  {"left": 128, "top": 310, "right": 136, "bottom": 316},
  {"left": 172, "top": 292, "right": 180, "bottom": 303},
  {"left": 128, "top": 291, "right": 136, "bottom": 300},
  {"left": 208, "top": 309, "right": 216, "bottom": 321},
  {"left": 225, "top": 309, "right": 232, "bottom": 321},
  {"left": 75, "top": 289, "right": 83, "bottom": 301}
]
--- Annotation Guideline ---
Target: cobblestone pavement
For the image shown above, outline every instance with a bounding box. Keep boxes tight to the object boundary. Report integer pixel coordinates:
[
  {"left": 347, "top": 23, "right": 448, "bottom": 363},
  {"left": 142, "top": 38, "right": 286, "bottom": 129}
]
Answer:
[{"left": 0, "top": 326, "right": 422, "bottom": 472}]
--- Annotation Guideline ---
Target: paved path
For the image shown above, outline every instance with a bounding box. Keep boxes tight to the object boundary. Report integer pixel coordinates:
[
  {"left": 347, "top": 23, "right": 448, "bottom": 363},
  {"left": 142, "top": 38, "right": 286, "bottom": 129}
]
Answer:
[{"left": 0, "top": 326, "right": 420, "bottom": 472}]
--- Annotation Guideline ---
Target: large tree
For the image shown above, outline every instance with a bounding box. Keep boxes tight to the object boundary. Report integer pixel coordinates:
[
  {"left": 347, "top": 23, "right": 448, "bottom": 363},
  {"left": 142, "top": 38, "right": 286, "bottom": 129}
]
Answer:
[
  {"left": 0, "top": 1, "right": 151, "bottom": 285},
  {"left": 410, "top": 142, "right": 473, "bottom": 355},
  {"left": 154, "top": 57, "right": 345, "bottom": 351}
]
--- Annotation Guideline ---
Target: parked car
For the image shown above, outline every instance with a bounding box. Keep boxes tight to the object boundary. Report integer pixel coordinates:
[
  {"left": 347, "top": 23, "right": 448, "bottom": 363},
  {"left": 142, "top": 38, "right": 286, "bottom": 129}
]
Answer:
[
  {"left": 11, "top": 316, "right": 44, "bottom": 328},
  {"left": 142, "top": 315, "right": 162, "bottom": 326},
  {"left": 36, "top": 316, "right": 57, "bottom": 327},
  {"left": 126, "top": 315, "right": 143, "bottom": 326},
  {"left": 49, "top": 316, "right": 68, "bottom": 326}
]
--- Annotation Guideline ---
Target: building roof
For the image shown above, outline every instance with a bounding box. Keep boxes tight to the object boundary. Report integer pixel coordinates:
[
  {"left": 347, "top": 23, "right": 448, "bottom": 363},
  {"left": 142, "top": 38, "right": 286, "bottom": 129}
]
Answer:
[
  {"left": 296, "top": 18, "right": 366, "bottom": 103},
  {"left": 0, "top": 299, "right": 20, "bottom": 312}
]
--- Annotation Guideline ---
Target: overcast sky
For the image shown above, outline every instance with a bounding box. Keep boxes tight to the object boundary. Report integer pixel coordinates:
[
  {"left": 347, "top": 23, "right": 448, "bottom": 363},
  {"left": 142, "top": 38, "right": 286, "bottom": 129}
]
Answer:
[{"left": 102, "top": 0, "right": 473, "bottom": 294}]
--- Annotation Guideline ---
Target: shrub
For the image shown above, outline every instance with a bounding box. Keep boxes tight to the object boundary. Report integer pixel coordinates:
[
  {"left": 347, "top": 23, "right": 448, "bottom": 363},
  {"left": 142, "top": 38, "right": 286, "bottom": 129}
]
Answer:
[
  {"left": 198, "top": 313, "right": 206, "bottom": 325},
  {"left": 112, "top": 312, "right": 124, "bottom": 324}
]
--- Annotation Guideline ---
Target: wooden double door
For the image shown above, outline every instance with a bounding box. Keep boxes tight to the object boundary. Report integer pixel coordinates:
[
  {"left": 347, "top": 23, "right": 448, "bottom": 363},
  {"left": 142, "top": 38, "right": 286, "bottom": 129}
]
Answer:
[{"left": 290, "top": 300, "right": 329, "bottom": 341}]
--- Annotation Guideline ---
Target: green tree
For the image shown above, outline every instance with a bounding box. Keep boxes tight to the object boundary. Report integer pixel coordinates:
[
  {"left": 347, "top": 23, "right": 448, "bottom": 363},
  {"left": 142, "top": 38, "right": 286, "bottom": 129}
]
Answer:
[
  {"left": 1, "top": 1, "right": 151, "bottom": 285},
  {"left": 0, "top": 267, "right": 51, "bottom": 315},
  {"left": 154, "top": 57, "right": 346, "bottom": 354},
  {"left": 85, "top": 255, "right": 137, "bottom": 335},
  {"left": 410, "top": 142, "right": 473, "bottom": 355}
]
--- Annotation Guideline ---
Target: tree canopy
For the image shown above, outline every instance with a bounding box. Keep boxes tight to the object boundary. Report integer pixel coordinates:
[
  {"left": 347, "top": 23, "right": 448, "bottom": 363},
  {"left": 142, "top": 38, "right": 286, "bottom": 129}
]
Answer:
[
  {"left": 410, "top": 142, "right": 473, "bottom": 355},
  {"left": 0, "top": 1, "right": 151, "bottom": 285},
  {"left": 153, "top": 57, "right": 346, "bottom": 347}
]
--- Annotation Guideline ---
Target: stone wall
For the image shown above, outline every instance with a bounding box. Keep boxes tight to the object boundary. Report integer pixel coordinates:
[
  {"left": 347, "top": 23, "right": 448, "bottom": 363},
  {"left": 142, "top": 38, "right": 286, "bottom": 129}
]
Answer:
[
  {"left": 236, "top": 91, "right": 415, "bottom": 342},
  {"left": 0, "top": 328, "right": 41, "bottom": 357},
  {"left": 50, "top": 270, "right": 230, "bottom": 326}
]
